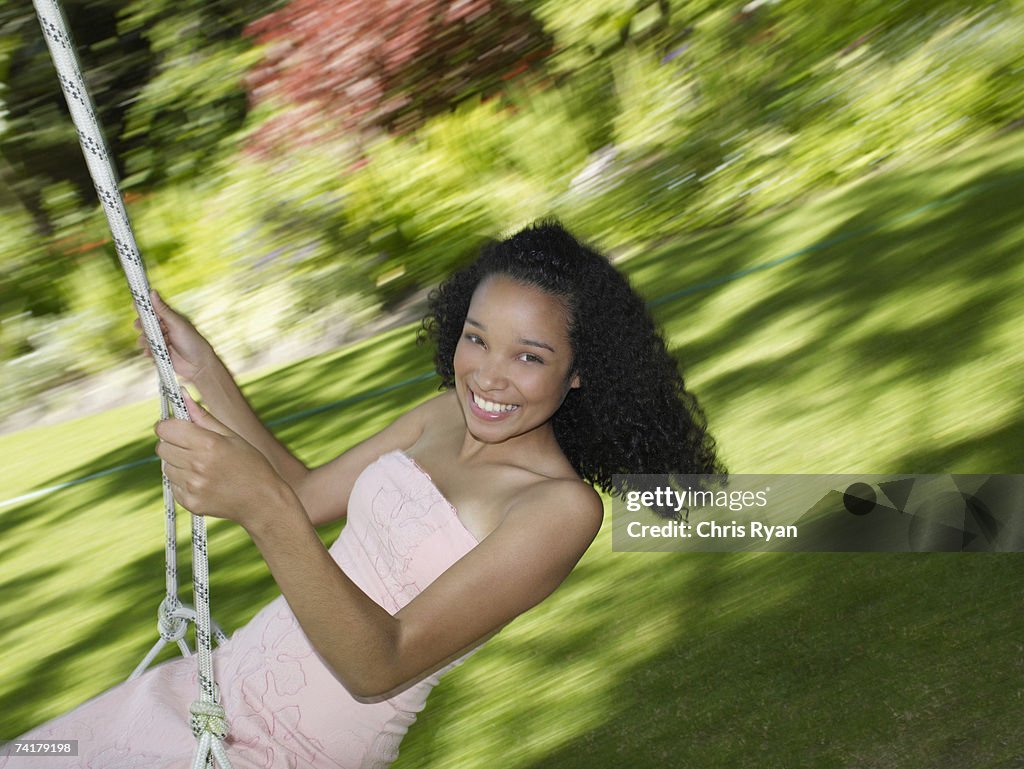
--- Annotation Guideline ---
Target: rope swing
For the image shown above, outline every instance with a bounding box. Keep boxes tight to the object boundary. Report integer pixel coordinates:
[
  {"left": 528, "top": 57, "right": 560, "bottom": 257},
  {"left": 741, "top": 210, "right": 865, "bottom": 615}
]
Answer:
[{"left": 31, "top": 2, "right": 233, "bottom": 767}]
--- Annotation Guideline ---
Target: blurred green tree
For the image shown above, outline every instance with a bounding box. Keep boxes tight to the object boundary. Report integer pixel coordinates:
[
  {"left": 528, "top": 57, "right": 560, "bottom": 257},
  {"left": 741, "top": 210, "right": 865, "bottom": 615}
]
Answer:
[
  {"left": 0, "top": 0, "right": 277, "bottom": 228},
  {"left": 0, "top": 0, "right": 147, "bottom": 238},
  {"left": 116, "top": 0, "right": 279, "bottom": 186},
  {"left": 0, "top": 0, "right": 277, "bottom": 323}
]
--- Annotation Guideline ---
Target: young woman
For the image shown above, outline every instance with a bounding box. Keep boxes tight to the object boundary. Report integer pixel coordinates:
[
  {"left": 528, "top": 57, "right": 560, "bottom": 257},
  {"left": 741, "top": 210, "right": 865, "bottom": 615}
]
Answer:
[{"left": 3, "top": 222, "right": 721, "bottom": 768}]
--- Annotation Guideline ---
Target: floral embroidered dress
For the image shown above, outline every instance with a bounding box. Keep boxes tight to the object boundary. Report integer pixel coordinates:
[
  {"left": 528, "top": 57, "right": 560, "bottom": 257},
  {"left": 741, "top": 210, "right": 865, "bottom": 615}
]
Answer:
[{"left": 2, "top": 451, "right": 481, "bottom": 769}]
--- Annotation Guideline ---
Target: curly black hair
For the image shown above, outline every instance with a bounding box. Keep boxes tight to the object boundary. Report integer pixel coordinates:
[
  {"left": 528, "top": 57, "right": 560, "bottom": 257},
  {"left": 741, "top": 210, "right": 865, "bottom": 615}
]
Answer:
[{"left": 420, "top": 221, "right": 724, "bottom": 501}]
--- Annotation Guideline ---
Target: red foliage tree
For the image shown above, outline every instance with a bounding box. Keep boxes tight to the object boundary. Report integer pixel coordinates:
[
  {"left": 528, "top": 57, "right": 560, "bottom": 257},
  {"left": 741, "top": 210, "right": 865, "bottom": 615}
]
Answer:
[{"left": 244, "top": 0, "right": 551, "bottom": 150}]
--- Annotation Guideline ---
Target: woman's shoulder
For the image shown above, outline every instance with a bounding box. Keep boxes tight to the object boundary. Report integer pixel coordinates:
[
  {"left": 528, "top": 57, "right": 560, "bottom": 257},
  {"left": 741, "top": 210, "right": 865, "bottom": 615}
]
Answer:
[
  {"left": 390, "top": 390, "right": 459, "bottom": 439},
  {"left": 402, "top": 389, "right": 458, "bottom": 421},
  {"left": 481, "top": 447, "right": 603, "bottom": 547},
  {"left": 475, "top": 473, "right": 602, "bottom": 584},
  {"left": 415, "top": 389, "right": 460, "bottom": 417},
  {"left": 509, "top": 472, "right": 603, "bottom": 534}
]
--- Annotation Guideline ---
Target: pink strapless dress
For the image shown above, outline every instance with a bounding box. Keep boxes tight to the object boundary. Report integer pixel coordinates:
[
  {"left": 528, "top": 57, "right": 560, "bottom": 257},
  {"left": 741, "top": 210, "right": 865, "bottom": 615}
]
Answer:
[{"left": 2, "top": 451, "right": 481, "bottom": 769}]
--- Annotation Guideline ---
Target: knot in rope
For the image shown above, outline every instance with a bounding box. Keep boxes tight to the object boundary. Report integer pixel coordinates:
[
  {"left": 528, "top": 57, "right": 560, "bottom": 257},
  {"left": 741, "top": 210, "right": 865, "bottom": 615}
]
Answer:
[
  {"left": 157, "top": 598, "right": 188, "bottom": 643},
  {"left": 189, "top": 700, "right": 229, "bottom": 740}
]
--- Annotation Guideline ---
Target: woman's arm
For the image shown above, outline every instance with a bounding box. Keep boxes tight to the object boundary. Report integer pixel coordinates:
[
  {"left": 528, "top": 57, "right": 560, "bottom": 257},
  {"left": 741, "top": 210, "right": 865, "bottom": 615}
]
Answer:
[
  {"left": 257, "top": 476, "right": 602, "bottom": 697},
  {"left": 155, "top": 399, "right": 603, "bottom": 698},
  {"left": 140, "top": 291, "right": 309, "bottom": 490},
  {"left": 142, "top": 292, "right": 432, "bottom": 524}
]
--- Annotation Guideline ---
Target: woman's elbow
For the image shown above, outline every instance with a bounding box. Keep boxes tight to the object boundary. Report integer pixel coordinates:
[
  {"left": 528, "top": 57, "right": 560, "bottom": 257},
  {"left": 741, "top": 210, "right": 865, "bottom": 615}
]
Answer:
[
  {"left": 293, "top": 475, "right": 345, "bottom": 527},
  {"left": 324, "top": 627, "right": 407, "bottom": 699},
  {"left": 336, "top": 665, "right": 404, "bottom": 700}
]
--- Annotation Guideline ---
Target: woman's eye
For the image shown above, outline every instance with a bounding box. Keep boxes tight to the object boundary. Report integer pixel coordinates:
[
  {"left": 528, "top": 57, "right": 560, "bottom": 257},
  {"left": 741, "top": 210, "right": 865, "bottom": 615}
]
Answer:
[
  {"left": 519, "top": 353, "right": 544, "bottom": 364},
  {"left": 464, "top": 333, "right": 484, "bottom": 346}
]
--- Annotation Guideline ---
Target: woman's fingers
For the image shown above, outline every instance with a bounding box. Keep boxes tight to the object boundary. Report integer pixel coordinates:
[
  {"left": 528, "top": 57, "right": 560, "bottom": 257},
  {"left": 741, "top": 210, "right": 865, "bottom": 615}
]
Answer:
[
  {"left": 181, "top": 391, "right": 233, "bottom": 436},
  {"left": 160, "top": 464, "right": 206, "bottom": 516},
  {"left": 152, "top": 290, "right": 188, "bottom": 330},
  {"left": 155, "top": 438, "right": 192, "bottom": 470},
  {"left": 155, "top": 419, "right": 222, "bottom": 515},
  {"left": 148, "top": 291, "right": 183, "bottom": 341},
  {"left": 135, "top": 311, "right": 174, "bottom": 359},
  {"left": 153, "top": 410, "right": 270, "bottom": 523},
  {"left": 137, "top": 296, "right": 175, "bottom": 331},
  {"left": 155, "top": 416, "right": 207, "bottom": 449}
]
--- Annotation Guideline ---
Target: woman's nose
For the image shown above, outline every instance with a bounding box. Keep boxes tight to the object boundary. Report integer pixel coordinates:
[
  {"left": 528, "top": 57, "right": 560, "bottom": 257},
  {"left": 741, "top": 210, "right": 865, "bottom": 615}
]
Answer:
[{"left": 473, "top": 355, "right": 508, "bottom": 391}]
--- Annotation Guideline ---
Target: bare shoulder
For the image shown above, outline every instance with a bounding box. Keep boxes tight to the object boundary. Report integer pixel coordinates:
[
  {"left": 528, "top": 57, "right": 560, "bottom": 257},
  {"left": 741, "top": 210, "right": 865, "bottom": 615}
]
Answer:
[
  {"left": 377, "top": 390, "right": 459, "bottom": 447},
  {"left": 392, "top": 390, "right": 449, "bottom": 429},
  {"left": 411, "top": 389, "right": 460, "bottom": 422},
  {"left": 404, "top": 389, "right": 469, "bottom": 450},
  {"left": 506, "top": 475, "right": 604, "bottom": 551}
]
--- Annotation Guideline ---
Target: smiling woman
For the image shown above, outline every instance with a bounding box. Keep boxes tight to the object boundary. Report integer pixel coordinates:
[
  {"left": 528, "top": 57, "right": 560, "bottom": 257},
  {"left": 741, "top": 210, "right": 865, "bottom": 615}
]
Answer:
[
  {"left": 423, "top": 222, "right": 723, "bottom": 494},
  {"left": 456, "top": 277, "right": 580, "bottom": 439},
  {"left": 2, "top": 222, "right": 722, "bottom": 769}
]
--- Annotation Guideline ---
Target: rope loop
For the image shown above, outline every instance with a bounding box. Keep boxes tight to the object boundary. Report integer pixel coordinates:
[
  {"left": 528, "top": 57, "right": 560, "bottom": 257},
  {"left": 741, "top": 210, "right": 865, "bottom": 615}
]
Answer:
[
  {"left": 157, "top": 597, "right": 188, "bottom": 643},
  {"left": 189, "top": 700, "right": 229, "bottom": 740}
]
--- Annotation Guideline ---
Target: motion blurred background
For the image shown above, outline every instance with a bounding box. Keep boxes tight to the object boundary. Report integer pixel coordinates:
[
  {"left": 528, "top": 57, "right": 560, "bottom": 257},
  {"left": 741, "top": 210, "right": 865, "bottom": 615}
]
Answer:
[
  {"left": 2, "top": 1, "right": 1023, "bottom": 767},
  {"left": 2, "top": 0, "right": 1021, "bottom": 427}
]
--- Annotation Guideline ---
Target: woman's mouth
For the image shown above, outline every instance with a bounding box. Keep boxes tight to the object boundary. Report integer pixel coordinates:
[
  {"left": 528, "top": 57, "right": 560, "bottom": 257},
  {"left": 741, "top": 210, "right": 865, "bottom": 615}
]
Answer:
[{"left": 469, "top": 389, "right": 520, "bottom": 419}]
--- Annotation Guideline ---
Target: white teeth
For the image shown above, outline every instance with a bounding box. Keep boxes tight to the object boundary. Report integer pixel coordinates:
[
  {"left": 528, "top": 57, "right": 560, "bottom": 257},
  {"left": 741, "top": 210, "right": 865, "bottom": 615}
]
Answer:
[{"left": 473, "top": 391, "right": 518, "bottom": 413}]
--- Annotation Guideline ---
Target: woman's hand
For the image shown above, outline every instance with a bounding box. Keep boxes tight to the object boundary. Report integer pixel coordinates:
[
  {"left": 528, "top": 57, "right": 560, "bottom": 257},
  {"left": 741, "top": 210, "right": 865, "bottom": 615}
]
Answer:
[
  {"left": 155, "top": 392, "right": 294, "bottom": 532},
  {"left": 139, "top": 293, "right": 314, "bottom": 504},
  {"left": 136, "top": 291, "right": 217, "bottom": 384}
]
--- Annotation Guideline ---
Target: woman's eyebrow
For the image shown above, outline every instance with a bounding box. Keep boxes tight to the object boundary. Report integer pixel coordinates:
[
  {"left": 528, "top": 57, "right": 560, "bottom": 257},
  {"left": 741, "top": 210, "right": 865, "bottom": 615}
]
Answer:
[
  {"left": 520, "top": 338, "right": 556, "bottom": 353},
  {"left": 465, "top": 317, "right": 557, "bottom": 353}
]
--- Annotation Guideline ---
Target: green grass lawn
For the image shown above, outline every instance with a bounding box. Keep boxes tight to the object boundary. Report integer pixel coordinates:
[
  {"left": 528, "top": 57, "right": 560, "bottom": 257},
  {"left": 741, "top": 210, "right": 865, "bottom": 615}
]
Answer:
[{"left": 2, "top": 132, "right": 1023, "bottom": 768}]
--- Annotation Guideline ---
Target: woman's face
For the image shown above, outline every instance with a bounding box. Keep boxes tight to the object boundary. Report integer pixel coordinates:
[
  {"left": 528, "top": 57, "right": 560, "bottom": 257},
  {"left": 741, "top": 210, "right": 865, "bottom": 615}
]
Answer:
[{"left": 453, "top": 275, "right": 580, "bottom": 445}]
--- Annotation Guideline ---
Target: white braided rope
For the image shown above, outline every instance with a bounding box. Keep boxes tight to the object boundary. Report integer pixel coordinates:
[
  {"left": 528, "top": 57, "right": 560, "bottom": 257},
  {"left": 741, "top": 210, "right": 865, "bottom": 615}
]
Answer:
[{"left": 31, "top": 2, "right": 232, "bottom": 766}]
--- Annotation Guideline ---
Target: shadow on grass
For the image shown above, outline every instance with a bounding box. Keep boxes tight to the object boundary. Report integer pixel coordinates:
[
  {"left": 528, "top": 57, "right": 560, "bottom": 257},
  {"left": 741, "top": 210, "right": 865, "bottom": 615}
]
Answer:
[
  {"left": 631, "top": 147, "right": 1024, "bottom": 473},
  {"left": 410, "top": 552, "right": 1024, "bottom": 769}
]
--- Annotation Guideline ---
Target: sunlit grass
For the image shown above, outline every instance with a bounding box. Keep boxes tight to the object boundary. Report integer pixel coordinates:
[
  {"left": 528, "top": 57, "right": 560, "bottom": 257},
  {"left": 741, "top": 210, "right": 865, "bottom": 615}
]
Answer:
[{"left": 1, "top": 133, "right": 1023, "bottom": 767}]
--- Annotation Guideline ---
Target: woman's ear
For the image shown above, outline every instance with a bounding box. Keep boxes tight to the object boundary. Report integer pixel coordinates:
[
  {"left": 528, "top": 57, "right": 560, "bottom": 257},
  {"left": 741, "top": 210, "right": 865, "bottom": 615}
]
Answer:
[{"left": 570, "top": 372, "right": 581, "bottom": 389}]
